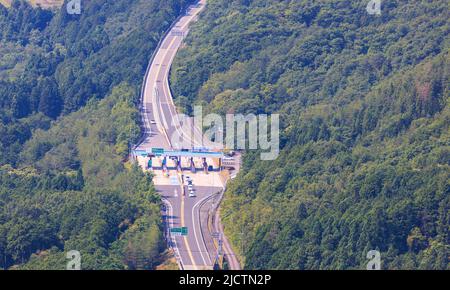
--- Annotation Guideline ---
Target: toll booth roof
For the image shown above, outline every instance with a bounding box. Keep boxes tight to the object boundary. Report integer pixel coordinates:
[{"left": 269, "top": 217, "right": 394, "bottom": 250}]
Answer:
[{"left": 133, "top": 149, "right": 224, "bottom": 158}]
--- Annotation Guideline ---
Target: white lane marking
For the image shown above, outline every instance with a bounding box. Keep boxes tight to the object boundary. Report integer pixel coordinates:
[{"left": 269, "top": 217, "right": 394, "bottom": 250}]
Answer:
[
  {"left": 155, "top": 5, "right": 205, "bottom": 148},
  {"left": 141, "top": 1, "right": 208, "bottom": 269},
  {"left": 170, "top": 175, "right": 179, "bottom": 185},
  {"left": 192, "top": 193, "right": 214, "bottom": 266},
  {"left": 163, "top": 198, "right": 184, "bottom": 269},
  {"left": 155, "top": 86, "right": 170, "bottom": 130},
  {"left": 161, "top": 43, "right": 204, "bottom": 148},
  {"left": 150, "top": 88, "right": 163, "bottom": 134},
  {"left": 162, "top": 33, "right": 204, "bottom": 147},
  {"left": 141, "top": 1, "right": 206, "bottom": 149}
]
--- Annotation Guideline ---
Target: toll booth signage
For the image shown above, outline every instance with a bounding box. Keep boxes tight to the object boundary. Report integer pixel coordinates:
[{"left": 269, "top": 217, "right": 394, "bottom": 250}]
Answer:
[
  {"left": 152, "top": 148, "right": 164, "bottom": 154},
  {"left": 193, "top": 147, "right": 209, "bottom": 152}
]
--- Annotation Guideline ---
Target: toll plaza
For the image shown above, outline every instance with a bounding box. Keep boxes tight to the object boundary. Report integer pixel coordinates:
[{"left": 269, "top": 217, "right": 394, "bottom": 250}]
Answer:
[{"left": 132, "top": 148, "right": 227, "bottom": 173}]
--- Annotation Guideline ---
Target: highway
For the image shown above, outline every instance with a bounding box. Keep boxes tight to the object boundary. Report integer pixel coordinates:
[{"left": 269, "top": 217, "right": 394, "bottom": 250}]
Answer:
[
  {"left": 137, "top": 1, "right": 205, "bottom": 151},
  {"left": 135, "top": 0, "right": 239, "bottom": 270}
]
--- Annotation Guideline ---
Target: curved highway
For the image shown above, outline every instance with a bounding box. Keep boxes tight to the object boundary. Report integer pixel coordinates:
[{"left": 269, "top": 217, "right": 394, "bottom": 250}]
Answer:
[{"left": 135, "top": 0, "right": 239, "bottom": 270}]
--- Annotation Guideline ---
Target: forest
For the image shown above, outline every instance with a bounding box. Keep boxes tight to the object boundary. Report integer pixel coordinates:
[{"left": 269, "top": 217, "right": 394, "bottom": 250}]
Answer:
[
  {"left": 1, "top": 0, "right": 448, "bottom": 270},
  {"left": 170, "top": 0, "right": 449, "bottom": 269},
  {"left": 0, "top": 0, "right": 194, "bottom": 269}
]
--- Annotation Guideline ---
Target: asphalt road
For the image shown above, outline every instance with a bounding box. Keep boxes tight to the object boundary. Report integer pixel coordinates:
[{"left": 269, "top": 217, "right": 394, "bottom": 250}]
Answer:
[
  {"left": 159, "top": 184, "right": 222, "bottom": 269},
  {"left": 136, "top": 1, "right": 205, "bottom": 152},
  {"left": 135, "top": 0, "right": 233, "bottom": 270}
]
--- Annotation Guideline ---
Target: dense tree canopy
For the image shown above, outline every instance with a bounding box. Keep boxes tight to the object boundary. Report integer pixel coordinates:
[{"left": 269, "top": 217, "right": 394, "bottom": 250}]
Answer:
[
  {"left": 1, "top": 83, "right": 164, "bottom": 270},
  {"left": 0, "top": 0, "right": 194, "bottom": 166},
  {"left": 0, "top": 0, "right": 195, "bottom": 269},
  {"left": 170, "top": 0, "right": 449, "bottom": 269},
  {"left": 1, "top": 0, "right": 448, "bottom": 270}
]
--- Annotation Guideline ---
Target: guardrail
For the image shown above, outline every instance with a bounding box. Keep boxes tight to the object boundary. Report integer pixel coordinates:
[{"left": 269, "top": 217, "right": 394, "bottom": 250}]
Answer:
[
  {"left": 132, "top": 6, "right": 190, "bottom": 151},
  {"left": 131, "top": 0, "right": 213, "bottom": 270},
  {"left": 134, "top": 1, "right": 204, "bottom": 269},
  {"left": 162, "top": 199, "right": 184, "bottom": 270},
  {"left": 203, "top": 168, "right": 241, "bottom": 270}
]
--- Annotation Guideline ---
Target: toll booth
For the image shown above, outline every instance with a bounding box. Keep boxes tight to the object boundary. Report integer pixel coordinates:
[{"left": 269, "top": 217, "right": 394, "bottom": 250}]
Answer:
[
  {"left": 162, "top": 156, "right": 167, "bottom": 171},
  {"left": 181, "top": 157, "right": 191, "bottom": 170},
  {"left": 148, "top": 158, "right": 152, "bottom": 169},
  {"left": 193, "top": 157, "right": 203, "bottom": 169},
  {"left": 132, "top": 148, "right": 224, "bottom": 172},
  {"left": 190, "top": 157, "right": 196, "bottom": 173},
  {"left": 167, "top": 156, "right": 178, "bottom": 169},
  {"left": 152, "top": 157, "right": 163, "bottom": 169},
  {"left": 207, "top": 157, "right": 220, "bottom": 172}
]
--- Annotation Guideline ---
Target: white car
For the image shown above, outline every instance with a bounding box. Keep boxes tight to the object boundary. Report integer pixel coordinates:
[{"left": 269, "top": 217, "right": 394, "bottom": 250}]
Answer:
[{"left": 189, "top": 190, "right": 196, "bottom": 197}]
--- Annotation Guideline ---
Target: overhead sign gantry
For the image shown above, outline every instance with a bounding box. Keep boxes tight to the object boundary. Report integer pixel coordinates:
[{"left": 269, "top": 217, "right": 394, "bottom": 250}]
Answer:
[{"left": 132, "top": 148, "right": 224, "bottom": 159}]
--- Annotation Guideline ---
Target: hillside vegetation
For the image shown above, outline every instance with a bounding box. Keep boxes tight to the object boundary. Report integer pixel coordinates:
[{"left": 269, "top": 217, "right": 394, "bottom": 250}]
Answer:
[
  {"left": 1, "top": 83, "right": 162, "bottom": 270},
  {"left": 0, "top": 0, "right": 193, "bottom": 165},
  {"left": 170, "top": 0, "right": 449, "bottom": 269},
  {"left": 0, "top": 0, "right": 63, "bottom": 9},
  {"left": 0, "top": 0, "right": 194, "bottom": 269}
]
